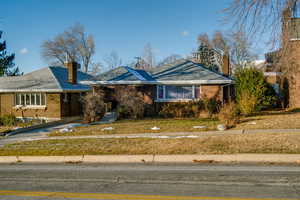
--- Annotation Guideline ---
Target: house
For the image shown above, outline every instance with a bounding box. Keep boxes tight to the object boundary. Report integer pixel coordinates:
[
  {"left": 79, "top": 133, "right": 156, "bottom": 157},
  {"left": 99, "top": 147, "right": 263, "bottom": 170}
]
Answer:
[
  {"left": 83, "top": 51, "right": 234, "bottom": 114},
  {"left": 0, "top": 61, "right": 93, "bottom": 122},
  {"left": 263, "top": 8, "right": 300, "bottom": 107}
]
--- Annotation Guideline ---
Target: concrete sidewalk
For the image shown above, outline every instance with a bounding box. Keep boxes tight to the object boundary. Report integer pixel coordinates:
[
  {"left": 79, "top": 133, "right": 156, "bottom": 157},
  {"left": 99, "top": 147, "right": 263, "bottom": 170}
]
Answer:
[
  {"left": 6, "top": 128, "right": 300, "bottom": 143},
  {"left": 1, "top": 154, "right": 300, "bottom": 164}
]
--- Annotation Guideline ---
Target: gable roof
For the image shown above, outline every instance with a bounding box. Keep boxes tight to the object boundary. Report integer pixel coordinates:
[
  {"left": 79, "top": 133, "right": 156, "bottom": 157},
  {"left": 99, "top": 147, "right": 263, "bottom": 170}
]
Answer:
[
  {"left": 0, "top": 66, "right": 94, "bottom": 93},
  {"left": 90, "top": 59, "right": 233, "bottom": 85}
]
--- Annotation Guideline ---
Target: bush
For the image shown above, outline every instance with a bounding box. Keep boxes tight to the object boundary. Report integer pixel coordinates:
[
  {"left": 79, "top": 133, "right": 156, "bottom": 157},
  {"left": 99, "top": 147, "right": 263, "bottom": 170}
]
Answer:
[
  {"left": 115, "top": 86, "right": 145, "bottom": 119},
  {"left": 238, "top": 91, "right": 258, "bottom": 115},
  {"left": 218, "top": 101, "right": 239, "bottom": 128},
  {"left": 0, "top": 115, "right": 17, "bottom": 126},
  {"left": 203, "top": 98, "right": 221, "bottom": 116},
  {"left": 235, "top": 67, "right": 277, "bottom": 111},
  {"left": 159, "top": 99, "right": 219, "bottom": 118},
  {"left": 82, "top": 91, "right": 106, "bottom": 123}
]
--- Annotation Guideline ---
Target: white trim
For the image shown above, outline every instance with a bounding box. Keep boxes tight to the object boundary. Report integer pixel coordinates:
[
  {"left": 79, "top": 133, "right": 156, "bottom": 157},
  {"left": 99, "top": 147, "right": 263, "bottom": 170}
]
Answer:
[
  {"left": 81, "top": 79, "right": 234, "bottom": 86},
  {"left": 155, "top": 99, "right": 196, "bottom": 103},
  {"left": 13, "top": 105, "right": 47, "bottom": 110},
  {"left": 14, "top": 93, "right": 46, "bottom": 107}
]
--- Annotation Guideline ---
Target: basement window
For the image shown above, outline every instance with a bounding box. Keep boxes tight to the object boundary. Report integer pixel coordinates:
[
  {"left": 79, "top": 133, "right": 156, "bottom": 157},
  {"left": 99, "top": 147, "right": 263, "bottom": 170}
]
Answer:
[{"left": 15, "top": 93, "right": 46, "bottom": 107}]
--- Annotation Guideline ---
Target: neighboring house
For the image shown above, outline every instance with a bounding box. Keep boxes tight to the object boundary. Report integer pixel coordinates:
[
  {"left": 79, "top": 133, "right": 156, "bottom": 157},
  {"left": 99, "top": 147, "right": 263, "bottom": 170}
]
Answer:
[
  {"left": 0, "top": 62, "right": 93, "bottom": 121},
  {"left": 83, "top": 53, "right": 234, "bottom": 114},
  {"left": 263, "top": 8, "right": 300, "bottom": 107}
]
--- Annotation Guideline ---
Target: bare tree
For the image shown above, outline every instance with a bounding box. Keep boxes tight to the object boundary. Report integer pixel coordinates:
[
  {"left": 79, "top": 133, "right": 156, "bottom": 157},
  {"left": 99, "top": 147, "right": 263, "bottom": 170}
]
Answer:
[
  {"left": 89, "top": 62, "right": 103, "bottom": 76},
  {"left": 157, "top": 54, "right": 183, "bottom": 66},
  {"left": 212, "top": 31, "right": 230, "bottom": 54},
  {"left": 198, "top": 31, "right": 230, "bottom": 53},
  {"left": 197, "top": 30, "right": 256, "bottom": 72},
  {"left": 224, "top": 0, "right": 299, "bottom": 47},
  {"left": 104, "top": 51, "right": 122, "bottom": 69},
  {"left": 41, "top": 23, "right": 95, "bottom": 72},
  {"left": 229, "top": 31, "right": 257, "bottom": 70},
  {"left": 197, "top": 33, "right": 212, "bottom": 47},
  {"left": 143, "top": 43, "right": 156, "bottom": 69}
]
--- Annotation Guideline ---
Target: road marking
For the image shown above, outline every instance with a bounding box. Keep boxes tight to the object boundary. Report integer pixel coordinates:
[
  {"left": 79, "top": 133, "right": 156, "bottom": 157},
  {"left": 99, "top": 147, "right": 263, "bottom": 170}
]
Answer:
[{"left": 0, "top": 190, "right": 297, "bottom": 200}]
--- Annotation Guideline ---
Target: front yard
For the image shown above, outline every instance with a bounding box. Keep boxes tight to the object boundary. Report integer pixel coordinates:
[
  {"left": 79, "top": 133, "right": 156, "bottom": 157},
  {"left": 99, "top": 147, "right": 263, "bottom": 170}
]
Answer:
[
  {"left": 235, "top": 110, "right": 300, "bottom": 130},
  {"left": 48, "top": 110, "right": 300, "bottom": 137},
  {"left": 1, "top": 132, "right": 300, "bottom": 156},
  {"left": 2, "top": 110, "right": 300, "bottom": 156},
  {"left": 0, "top": 126, "right": 12, "bottom": 137},
  {"left": 49, "top": 118, "right": 219, "bottom": 137}
]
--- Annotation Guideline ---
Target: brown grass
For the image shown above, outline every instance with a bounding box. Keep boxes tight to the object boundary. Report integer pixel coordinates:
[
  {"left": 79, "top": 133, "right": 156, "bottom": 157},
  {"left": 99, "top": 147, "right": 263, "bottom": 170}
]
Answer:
[
  {"left": 49, "top": 118, "right": 219, "bottom": 137},
  {"left": 0, "top": 126, "right": 12, "bottom": 133},
  {"left": 2, "top": 132, "right": 300, "bottom": 156},
  {"left": 235, "top": 110, "right": 300, "bottom": 130}
]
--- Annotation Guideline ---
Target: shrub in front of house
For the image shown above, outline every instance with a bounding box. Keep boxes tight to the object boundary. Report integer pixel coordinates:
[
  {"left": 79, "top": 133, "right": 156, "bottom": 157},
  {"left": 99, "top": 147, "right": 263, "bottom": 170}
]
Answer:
[
  {"left": 218, "top": 101, "right": 239, "bottom": 128},
  {"left": 0, "top": 114, "right": 17, "bottom": 126},
  {"left": 115, "top": 86, "right": 145, "bottom": 119},
  {"left": 238, "top": 91, "right": 258, "bottom": 116},
  {"left": 82, "top": 91, "right": 106, "bottom": 123},
  {"left": 159, "top": 99, "right": 220, "bottom": 118},
  {"left": 235, "top": 67, "right": 277, "bottom": 114},
  {"left": 203, "top": 98, "right": 221, "bottom": 116}
]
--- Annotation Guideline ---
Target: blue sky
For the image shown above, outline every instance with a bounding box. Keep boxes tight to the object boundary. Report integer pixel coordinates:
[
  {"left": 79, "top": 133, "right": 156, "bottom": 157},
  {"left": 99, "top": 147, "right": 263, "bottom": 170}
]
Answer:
[{"left": 1, "top": 0, "right": 263, "bottom": 73}]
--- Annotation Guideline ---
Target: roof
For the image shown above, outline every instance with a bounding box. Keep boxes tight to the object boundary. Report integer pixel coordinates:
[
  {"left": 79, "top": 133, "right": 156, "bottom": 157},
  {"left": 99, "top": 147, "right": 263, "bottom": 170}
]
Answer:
[
  {"left": 88, "top": 59, "right": 233, "bottom": 85},
  {"left": 0, "top": 66, "right": 94, "bottom": 93}
]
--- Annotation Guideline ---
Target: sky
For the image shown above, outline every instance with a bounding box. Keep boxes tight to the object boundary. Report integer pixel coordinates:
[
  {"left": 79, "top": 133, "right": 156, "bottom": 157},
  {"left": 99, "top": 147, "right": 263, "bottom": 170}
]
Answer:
[{"left": 1, "top": 0, "right": 264, "bottom": 73}]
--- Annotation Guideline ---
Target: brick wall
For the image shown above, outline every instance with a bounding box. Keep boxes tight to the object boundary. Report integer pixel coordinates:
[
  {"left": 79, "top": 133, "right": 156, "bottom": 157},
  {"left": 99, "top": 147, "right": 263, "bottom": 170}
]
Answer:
[
  {"left": 200, "top": 85, "right": 222, "bottom": 100},
  {"left": 280, "top": 40, "right": 300, "bottom": 108},
  {"left": 0, "top": 93, "right": 62, "bottom": 119},
  {"left": 61, "top": 93, "right": 83, "bottom": 117}
]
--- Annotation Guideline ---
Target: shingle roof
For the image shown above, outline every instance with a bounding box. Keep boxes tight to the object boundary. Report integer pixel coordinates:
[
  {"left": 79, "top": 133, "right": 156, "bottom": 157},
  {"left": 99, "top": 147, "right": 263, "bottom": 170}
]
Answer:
[
  {"left": 93, "top": 59, "right": 233, "bottom": 85},
  {"left": 151, "top": 60, "right": 231, "bottom": 82},
  {"left": 0, "top": 66, "right": 94, "bottom": 92}
]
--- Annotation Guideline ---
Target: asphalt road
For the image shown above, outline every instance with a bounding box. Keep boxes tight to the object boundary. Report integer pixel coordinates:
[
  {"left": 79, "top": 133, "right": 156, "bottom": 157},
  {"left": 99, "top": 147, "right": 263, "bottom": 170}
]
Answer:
[{"left": 0, "top": 163, "right": 299, "bottom": 200}]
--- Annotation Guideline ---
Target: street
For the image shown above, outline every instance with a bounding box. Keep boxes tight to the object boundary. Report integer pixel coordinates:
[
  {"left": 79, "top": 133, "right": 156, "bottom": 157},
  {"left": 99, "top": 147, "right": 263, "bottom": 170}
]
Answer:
[{"left": 0, "top": 163, "right": 299, "bottom": 199}]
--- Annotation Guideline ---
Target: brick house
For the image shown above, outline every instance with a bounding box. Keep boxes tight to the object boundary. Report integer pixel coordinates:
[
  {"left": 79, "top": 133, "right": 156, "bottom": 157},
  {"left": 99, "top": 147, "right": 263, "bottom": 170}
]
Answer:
[
  {"left": 83, "top": 53, "right": 234, "bottom": 114},
  {"left": 0, "top": 62, "right": 93, "bottom": 121},
  {"left": 263, "top": 8, "right": 300, "bottom": 107}
]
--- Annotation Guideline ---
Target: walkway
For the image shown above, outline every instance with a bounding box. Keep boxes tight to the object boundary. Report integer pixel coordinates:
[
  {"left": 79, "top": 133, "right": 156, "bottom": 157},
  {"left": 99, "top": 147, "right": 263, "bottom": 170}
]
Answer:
[
  {"left": 0, "top": 112, "right": 117, "bottom": 147},
  {"left": 2, "top": 128, "right": 300, "bottom": 147}
]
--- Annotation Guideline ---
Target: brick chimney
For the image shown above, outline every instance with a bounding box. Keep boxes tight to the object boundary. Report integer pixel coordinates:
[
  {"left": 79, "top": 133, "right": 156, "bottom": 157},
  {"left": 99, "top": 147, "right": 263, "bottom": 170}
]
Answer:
[
  {"left": 222, "top": 54, "right": 230, "bottom": 76},
  {"left": 65, "top": 61, "right": 79, "bottom": 84}
]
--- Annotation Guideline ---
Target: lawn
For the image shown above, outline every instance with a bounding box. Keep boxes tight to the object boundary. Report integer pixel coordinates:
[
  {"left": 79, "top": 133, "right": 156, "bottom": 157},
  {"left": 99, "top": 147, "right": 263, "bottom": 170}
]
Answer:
[
  {"left": 49, "top": 118, "right": 219, "bottom": 137},
  {"left": 0, "top": 126, "right": 12, "bottom": 133},
  {"left": 234, "top": 110, "right": 300, "bottom": 130},
  {"left": 48, "top": 110, "right": 300, "bottom": 137},
  {"left": 2, "top": 132, "right": 300, "bottom": 156}
]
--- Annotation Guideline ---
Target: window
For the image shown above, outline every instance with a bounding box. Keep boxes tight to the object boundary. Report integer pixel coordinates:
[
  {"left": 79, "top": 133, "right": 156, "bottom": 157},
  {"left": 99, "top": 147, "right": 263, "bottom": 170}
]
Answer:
[
  {"left": 158, "top": 85, "right": 164, "bottom": 99},
  {"left": 15, "top": 93, "right": 46, "bottom": 107},
  {"left": 156, "top": 85, "right": 200, "bottom": 101}
]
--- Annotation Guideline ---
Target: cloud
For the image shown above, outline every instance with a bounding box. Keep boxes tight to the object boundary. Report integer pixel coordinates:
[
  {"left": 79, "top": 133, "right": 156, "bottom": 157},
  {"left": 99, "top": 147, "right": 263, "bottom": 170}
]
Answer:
[
  {"left": 20, "top": 48, "right": 28, "bottom": 54},
  {"left": 181, "top": 31, "right": 189, "bottom": 37}
]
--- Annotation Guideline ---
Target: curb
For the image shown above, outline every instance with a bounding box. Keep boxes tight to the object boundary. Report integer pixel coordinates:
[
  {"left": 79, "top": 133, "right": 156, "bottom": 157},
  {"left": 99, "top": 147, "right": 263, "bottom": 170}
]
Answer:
[{"left": 1, "top": 154, "right": 300, "bottom": 164}]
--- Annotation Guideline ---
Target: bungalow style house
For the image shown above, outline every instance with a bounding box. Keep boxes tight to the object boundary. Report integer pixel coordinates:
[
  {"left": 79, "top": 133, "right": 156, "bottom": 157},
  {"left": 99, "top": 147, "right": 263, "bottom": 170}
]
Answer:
[
  {"left": 83, "top": 50, "right": 234, "bottom": 114},
  {"left": 0, "top": 61, "right": 93, "bottom": 121}
]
